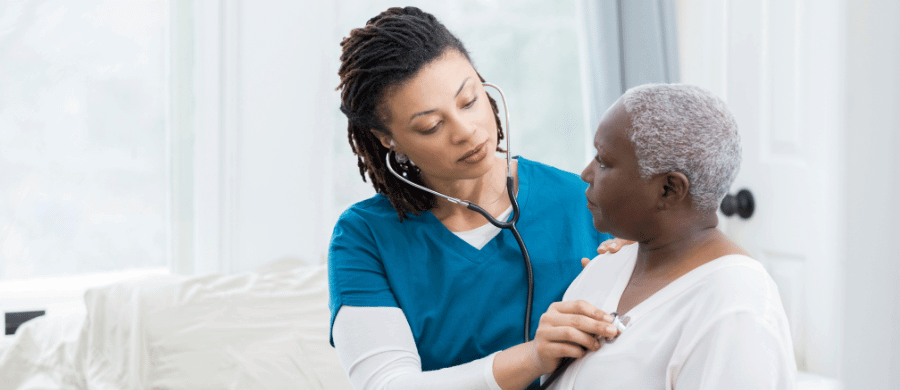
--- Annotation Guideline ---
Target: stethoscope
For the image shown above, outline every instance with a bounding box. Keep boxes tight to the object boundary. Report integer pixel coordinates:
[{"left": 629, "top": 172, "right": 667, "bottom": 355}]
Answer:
[{"left": 384, "top": 82, "right": 535, "bottom": 345}]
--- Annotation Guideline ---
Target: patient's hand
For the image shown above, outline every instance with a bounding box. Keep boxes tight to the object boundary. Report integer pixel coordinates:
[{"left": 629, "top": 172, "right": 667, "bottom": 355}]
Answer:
[
  {"left": 581, "top": 238, "right": 636, "bottom": 268},
  {"left": 530, "top": 300, "right": 619, "bottom": 374}
]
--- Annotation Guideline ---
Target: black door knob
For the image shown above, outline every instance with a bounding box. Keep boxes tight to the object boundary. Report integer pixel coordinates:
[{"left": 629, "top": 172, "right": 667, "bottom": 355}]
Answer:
[{"left": 720, "top": 189, "right": 755, "bottom": 219}]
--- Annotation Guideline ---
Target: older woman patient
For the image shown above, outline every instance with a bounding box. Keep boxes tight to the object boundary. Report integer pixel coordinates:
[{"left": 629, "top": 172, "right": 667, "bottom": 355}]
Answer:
[{"left": 541, "top": 84, "right": 796, "bottom": 389}]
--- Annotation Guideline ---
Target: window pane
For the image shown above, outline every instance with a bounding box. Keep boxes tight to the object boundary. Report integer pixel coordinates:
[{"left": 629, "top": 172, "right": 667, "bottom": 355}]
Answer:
[
  {"left": 0, "top": 0, "right": 168, "bottom": 279},
  {"left": 331, "top": 0, "right": 589, "bottom": 219}
]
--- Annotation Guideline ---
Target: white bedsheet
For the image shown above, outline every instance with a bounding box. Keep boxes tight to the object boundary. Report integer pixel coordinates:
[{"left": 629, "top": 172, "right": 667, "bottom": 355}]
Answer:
[{"left": 0, "top": 259, "right": 351, "bottom": 390}]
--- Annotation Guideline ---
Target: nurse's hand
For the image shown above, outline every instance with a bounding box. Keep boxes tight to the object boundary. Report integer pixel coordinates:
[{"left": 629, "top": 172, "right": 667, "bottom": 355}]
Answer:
[
  {"left": 597, "top": 237, "right": 634, "bottom": 254},
  {"left": 530, "top": 300, "right": 619, "bottom": 374},
  {"left": 581, "top": 238, "right": 636, "bottom": 268}
]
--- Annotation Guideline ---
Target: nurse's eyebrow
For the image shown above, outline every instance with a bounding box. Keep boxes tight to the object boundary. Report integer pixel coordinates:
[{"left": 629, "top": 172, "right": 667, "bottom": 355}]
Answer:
[
  {"left": 455, "top": 77, "right": 471, "bottom": 97},
  {"left": 408, "top": 78, "right": 472, "bottom": 124}
]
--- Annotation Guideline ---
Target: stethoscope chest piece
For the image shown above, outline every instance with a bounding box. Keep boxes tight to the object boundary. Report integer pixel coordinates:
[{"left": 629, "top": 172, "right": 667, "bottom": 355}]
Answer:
[{"left": 603, "top": 312, "right": 629, "bottom": 343}]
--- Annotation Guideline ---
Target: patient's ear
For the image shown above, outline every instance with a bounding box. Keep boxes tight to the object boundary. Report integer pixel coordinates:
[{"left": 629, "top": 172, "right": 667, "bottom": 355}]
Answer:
[{"left": 656, "top": 171, "right": 690, "bottom": 209}]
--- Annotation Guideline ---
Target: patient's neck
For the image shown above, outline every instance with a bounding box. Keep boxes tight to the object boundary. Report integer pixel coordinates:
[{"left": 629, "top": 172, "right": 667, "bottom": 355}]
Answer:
[
  {"left": 617, "top": 212, "right": 747, "bottom": 316},
  {"left": 633, "top": 213, "right": 738, "bottom": 278}
]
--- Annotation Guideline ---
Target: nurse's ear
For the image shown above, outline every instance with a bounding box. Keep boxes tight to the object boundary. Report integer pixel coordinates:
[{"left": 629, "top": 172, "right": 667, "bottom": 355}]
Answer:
[
  {"left": 655, "top": 171, "right": 690, "bottom": 210},
  {"left": 373, "top": 130, "right": 396, "bottom": 150}
]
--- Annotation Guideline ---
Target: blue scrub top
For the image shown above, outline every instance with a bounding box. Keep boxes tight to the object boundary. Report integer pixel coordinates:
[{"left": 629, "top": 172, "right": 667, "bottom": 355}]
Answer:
[{"left": 328, "top": 157, "right": 610, "bottom": 371}]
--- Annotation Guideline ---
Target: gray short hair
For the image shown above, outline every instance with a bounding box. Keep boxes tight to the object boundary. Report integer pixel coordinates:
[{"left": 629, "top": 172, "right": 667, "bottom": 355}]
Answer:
[{"left": 621, "top": 84, "right": 741, "bottom": 212}]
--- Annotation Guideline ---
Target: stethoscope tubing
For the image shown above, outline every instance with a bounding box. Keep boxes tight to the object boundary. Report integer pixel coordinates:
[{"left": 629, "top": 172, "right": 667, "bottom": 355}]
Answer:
[{"left": 383, "top": 83, "right": 536, "bottom": 344}]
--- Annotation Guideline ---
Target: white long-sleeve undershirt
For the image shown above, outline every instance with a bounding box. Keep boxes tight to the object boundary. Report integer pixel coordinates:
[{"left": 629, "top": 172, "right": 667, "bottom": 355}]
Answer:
[{"left": 332, "top": 306, "right": 504, "bottom": 390}]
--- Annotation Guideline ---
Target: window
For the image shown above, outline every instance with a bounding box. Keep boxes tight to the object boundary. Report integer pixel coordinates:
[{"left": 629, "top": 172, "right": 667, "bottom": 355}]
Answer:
[{"left": 0, "top": 0, "right": 169, "bottom": 280}]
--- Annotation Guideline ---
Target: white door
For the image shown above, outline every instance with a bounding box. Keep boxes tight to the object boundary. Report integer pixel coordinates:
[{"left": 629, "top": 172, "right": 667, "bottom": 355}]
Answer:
[{"left": 677, "top": 0, "right": 845, "bottom": 379}]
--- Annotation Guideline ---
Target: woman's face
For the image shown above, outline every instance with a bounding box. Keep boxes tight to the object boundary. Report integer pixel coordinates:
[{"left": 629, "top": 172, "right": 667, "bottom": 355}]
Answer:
[
  {"left": 580, "top": 100, "right": 657, "bottom": 240},
  {"left": 377, "top": 50, "right": 499, "bottom": 183}
]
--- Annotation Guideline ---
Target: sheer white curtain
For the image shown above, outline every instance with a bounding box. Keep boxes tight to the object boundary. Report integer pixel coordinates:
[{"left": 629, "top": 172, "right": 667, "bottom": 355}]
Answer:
[{"left": 0, "top": 0, "right": 169, "bottom": 281}]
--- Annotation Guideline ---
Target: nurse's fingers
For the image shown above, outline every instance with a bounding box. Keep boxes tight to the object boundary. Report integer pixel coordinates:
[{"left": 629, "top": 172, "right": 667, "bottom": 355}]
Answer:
[
  {"left": 549, "top": 300, "right": 611, "bottom": 321},
  {"left": 535, "top": 326, "right": 600, "bottom": 353},
  {"left": 581, "top": 257, "right": 590, "bottom": 268},
  {"left": 541, "top": 312, "right": 618, "bottom": 339},
  {"left": 542, "top": 301, "right": 618, "bottom": 338},
  {"left": 597, "top": 238, "right": 636, "bottom": 254}
]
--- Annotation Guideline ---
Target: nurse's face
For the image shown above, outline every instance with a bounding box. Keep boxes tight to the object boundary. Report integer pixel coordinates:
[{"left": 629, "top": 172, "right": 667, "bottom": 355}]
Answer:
[
  {"left": 376, "top": 49, "right": 499, "bottom": 183},
  {"left": 580, "top": 100, "right": 657, "bottom": 240}
]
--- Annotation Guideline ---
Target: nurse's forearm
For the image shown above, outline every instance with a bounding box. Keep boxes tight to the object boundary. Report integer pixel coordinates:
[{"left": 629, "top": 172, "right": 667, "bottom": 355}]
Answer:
[{"left": 492, "top": 342, "right": 546, "bottom": 390}]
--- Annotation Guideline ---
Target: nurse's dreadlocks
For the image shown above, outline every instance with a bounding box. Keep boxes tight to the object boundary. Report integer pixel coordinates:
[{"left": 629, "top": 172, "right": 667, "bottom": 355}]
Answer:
[{"left": 337, "top": 6, "right": 504, "bottom": 221}]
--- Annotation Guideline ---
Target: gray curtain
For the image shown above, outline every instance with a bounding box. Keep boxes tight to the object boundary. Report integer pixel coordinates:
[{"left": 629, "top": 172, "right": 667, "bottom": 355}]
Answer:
[{"left": 582, "top": 0, "right": 680, "bottom": 127}]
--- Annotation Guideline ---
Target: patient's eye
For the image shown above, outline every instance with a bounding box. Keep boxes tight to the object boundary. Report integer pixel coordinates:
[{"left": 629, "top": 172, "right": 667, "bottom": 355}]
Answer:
[{"left": 595, "top": 155, "right": 607, "bottom": 168}]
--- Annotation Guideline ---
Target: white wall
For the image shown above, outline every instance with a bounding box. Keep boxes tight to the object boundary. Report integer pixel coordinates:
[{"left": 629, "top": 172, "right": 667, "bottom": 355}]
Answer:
[{"left": 842, "top": 0, "right": 900, "bottom": 388}]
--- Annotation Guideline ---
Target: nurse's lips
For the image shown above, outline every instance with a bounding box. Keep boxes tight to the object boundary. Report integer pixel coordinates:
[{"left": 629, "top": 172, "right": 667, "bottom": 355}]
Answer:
[{"left": 459, "top": 141, "right": 488, "bottom": 163}]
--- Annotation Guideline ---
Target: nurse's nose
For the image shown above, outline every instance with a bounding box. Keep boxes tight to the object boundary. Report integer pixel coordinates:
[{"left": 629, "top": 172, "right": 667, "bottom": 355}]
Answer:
[{"left": 447, "top": 116, "right": 477, "bottom": 145}]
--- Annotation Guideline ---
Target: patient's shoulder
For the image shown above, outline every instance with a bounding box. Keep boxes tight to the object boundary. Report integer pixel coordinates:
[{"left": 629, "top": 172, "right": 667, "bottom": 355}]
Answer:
[
  {"left": 689, "top": 255, "right": 783, "bottom": 317},
  {"left": 678, "top": 255, "right": 792, "bottom": 356}
]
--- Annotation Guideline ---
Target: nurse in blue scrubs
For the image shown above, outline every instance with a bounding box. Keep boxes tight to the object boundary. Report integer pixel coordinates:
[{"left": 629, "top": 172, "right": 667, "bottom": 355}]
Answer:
[{"left": 329, "top": 7, "right": 621, "bottom": 390}]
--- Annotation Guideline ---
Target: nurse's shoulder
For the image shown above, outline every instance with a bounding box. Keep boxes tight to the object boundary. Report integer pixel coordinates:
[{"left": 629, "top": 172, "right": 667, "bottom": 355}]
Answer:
[
  {"left": 329, "top": 194, "right": 421, "bottom": 259},
  {"left": 333, "top": 194, "right": 425, "bottom": 231},
  {"left": 518, "top": 157, "right": 590, "bottom": 193}
]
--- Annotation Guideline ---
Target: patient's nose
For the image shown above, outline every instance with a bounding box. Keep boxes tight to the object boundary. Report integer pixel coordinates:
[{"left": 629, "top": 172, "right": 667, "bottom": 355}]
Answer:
[{"left": 580, "top": 164, "right": 593, "bottom": 183}]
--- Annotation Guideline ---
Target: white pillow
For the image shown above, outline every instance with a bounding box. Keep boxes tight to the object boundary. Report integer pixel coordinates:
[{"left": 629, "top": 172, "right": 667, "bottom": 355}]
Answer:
[
  {"left": 81, "top": 259, "right": 350, "bottom": 390},
  {"left": 0, "top": 307, "right": 87, "bottom": 389}
]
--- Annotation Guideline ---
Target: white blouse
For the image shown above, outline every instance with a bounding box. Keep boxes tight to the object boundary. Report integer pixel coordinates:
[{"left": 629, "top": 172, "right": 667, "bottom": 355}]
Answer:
[{"left": 545, "top": 243, "right": 797, "bottom": 390}]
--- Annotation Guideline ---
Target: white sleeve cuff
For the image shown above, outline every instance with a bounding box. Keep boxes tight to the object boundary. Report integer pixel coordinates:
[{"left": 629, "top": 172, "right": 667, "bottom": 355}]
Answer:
[{"left": 482, "top": 351, "right": 503, "bottom": 390}]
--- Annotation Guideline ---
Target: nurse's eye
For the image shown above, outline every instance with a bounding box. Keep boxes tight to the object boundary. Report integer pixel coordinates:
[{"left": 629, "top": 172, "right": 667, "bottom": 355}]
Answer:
[
  {"left": 421, "top": 122, "right": 441, "bottom": 135},
  {"left": 595, "top": 156, "right": 607, "bottom": 168},
  {"left": 462, "top": 96, "right": 478, "bottom": 109}
]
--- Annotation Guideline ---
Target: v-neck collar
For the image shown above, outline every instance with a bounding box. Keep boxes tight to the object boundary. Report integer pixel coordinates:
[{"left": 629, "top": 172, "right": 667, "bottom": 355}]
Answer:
[
  {"left": 422, "top": 156, "right": 531, "bottom": 262},
  {"left": 600, "top": 247, "right": 753, "bottom": 327}
]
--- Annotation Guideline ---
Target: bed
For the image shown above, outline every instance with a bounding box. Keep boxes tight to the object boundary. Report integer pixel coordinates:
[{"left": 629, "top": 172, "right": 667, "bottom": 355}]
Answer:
[{"left": 0, "top": 259, "right": 351, "bottom": 390}]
